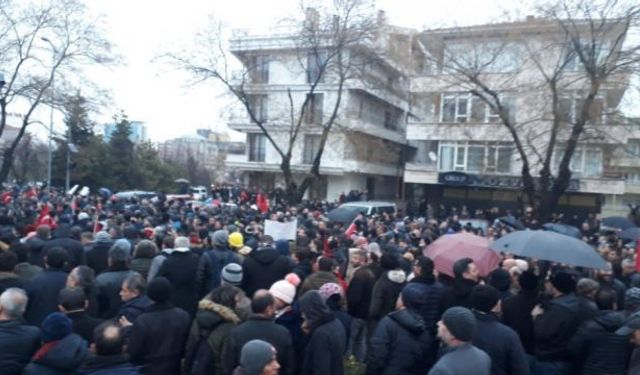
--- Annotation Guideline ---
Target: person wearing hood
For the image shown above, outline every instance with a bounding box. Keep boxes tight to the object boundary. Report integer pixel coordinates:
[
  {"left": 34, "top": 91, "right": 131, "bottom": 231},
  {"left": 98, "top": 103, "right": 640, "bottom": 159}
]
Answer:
[
  {"left": 158, "top": 236, "right": 200, "bottom": 317},
  {"left": 300, "top": 257, "right": 339, "bottom": 296},
  {"left": 241, "top": 235, "right": 292, "bottom": 298},
  {"left": 43, "top": 223, "right": 85, "bottom": 271},
  {"left": 569, "top": 287, "right": 632, "bottom": 375},
  {"left": 24, "top": 312, "right": 89, "bottom": 374},
  {"left": 369, "top": 253, "right": 406, "bottom": 323},
  {"left": 441, "top": 257, "right": 480, "bottom": 310},
  {"left": 366, "top": 283, "right": 434, "bottom": 375},
  {"left": 86, "top": 231, "right": 113, "bottom": 275},
  {"left": 197, "top": 230, "right": 240, "bottom": 298},
  {"left": 532, "top": 269, "right": 584, "bottom": 374},
  {"left": 299, "top": 290, "right": 346, "bottom": 375},
  {"left": 469, "top": 285, "right": 529, "bottom": 375},
  {"left": 78, "top": 322, "right": 140, "bottom": 374},
  {"left": 183, "top": 285, "right": 242, "bottom": 375}
]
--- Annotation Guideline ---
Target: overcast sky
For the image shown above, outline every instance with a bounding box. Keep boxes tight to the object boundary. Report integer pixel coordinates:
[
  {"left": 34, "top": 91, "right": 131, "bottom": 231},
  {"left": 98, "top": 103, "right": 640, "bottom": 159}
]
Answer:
[{"left": 80, "top": 0, "right": 539, "bottom": 142}]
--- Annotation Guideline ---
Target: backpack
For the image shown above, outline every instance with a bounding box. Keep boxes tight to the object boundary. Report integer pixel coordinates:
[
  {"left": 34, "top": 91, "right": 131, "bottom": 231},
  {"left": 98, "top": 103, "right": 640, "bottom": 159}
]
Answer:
[{"left": 184, "top": 330, "right": 215, "bottom": 375}]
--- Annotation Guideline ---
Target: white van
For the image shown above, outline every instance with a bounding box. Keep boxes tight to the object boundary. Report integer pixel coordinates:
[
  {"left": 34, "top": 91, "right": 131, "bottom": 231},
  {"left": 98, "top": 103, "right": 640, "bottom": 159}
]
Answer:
[{"left": 190, "top": 186, "right": 209, "bottom": 201}]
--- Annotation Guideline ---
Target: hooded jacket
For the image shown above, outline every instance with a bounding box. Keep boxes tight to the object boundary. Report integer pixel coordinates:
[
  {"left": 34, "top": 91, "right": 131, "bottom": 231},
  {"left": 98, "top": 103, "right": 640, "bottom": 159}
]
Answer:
[
  {"left": 409, "top": 276, "right": 445, "bottom": 335},
  {"left": 241, "top": 247, "right": 292, "bottom": 297},
  {"left": 369, "top": 269, "right": 406, "bottom": 321},
  {"left": 184, "top": 299, "right": 241, "bottom": 375},
  {"left": 534, "top": 293, "right": 583, "bottom": 362},
  {"left": 568, "top": 310, "right": 633, "bottom": 375},
  {"left": 196, "top": 246, "right": 240, "bottom": 298},
  {"left": 299, "top": 291, "right": 346, "bottom": 375},
  {"left": 366, "top": 308, "right": 433, "bottom": 375},
  {"left": 24, "top": 333, "right": 89, "bottom": 375},
  {"left": 43, "top": 224, "right": 85, "bottom": 270}
]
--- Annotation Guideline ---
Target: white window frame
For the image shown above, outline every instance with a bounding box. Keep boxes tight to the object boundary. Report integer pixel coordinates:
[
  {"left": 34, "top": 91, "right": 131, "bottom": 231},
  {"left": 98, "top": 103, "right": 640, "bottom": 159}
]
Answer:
[
  {"left": 438, "top": 141, "right": 513, "bottom": 174},
  {"left": 553, "top": 146, "right": 603, "bottom": 177},
  {"left": 440, "top": 93, "right": 513, "bottom": 124},
  {"left": 558, "top": 91, "right": 607, "bottom": 124}
]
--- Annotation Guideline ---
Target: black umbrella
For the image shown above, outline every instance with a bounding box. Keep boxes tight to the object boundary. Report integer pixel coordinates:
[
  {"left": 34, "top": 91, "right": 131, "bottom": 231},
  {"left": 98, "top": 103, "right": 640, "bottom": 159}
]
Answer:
[
  {"left": 498, "top": 215, "right": 526, "bottom": 230},
  {"left": 602, "top": 216, "right": 635, "bottom": 231},
  {"left": 490, "top": 230, "right": 607, "bottom": 269},
  {"left": 619, "top": 227, "right": 640, "bottom": 242},
  {"left": 326, "top": 206, "right": 364, "bottom": 224},
  {"left": 542, "top": 223, "right": 582, "bottom": 239}
]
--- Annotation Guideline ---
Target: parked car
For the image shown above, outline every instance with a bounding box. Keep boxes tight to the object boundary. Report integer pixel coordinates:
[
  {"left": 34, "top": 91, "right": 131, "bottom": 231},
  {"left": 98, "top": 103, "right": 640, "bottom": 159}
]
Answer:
[
  {"left": 189, "top": 186, "right": 209, "bottom": 200},
  {"left": 327, "top": 201, "right": 397, "bottom": 223}
]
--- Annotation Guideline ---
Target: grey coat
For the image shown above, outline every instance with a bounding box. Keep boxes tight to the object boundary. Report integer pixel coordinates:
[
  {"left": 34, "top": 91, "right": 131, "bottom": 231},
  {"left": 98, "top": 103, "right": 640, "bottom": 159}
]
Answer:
[{"left": 428, "top": 343, "right": 491, "bottom": 375}]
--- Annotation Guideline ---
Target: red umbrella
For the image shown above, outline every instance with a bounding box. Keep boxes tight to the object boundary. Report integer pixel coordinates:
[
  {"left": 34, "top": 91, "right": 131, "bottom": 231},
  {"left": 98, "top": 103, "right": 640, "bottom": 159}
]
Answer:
[{"left": 424, "top": 232, "right": 500, "bottom": 277}]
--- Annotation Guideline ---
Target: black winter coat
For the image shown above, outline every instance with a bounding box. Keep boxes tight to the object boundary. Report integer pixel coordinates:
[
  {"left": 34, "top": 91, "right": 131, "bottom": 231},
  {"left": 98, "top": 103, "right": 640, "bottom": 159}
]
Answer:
[
  {"left": 67, "top": 311, "right": 104, "bottom": 344},
  {"left": 117, "top": 295, "right": 151, "bottom": 322},
  {"left": 366, "top": 309, "right": 433, "bottom": 375},
  {"left": 26, "top": 237, "right": 47, "bottom": 267},
  {"left": 224, "top": 315, "right": 296, "bottom": 375},
  {"left": 0, "top": 272, "right": 22, "bottom": 295},
  {"left": 25, "top": 268, "right": 68, "bottom": 325},
  {"left": 408, "top": 276, "right": 445, "bottom": 335},
  {"left": 127, "top": 302, "right": 191, "bottom": 375},
  {"left": 441, "top": 278, "right": 478, "bottom": 310},
  {"left": 346, "top": 265, "right": 376, "bottom": 320},
  {"left": 369, "top": 270, "right": 406, "bottom": 321},
  {"left": 43, "top": 224, "right": 85, "bottom": 270},
  {"left": 534, "top": 293, "right": 583, "bottom": 362},
  {"left": 241, "top": 247, "right": 292, "bottom": 297},
  {"left": 501, "top": 290, "right": 537, "bottom": 355},
  {"left": 158, "top": 250, "right": 201, "bottom": 317},
  {"left": 86, "top": 241, "right": 113, "bottom": 275},
  {"left": 95, "top": 268, "right": 135, "bottom": 319},
  {"left": 568, "top": 310, "right": 633, "bottom": 375},
  {"left": 23, "top": 333, "right": 88, "bottom": 375},
  {"left": 471, "top": 311, "right": 529, "bottom": 375},
  {"left": 299, "top": 291, "right": 346, "bottom": 375},
  {"left": 0, "top": 319, "right": 41, "bottom": 375},
  {"left": 78, "top": 353, "right": 141, "bottom": 374},
  {"left": 195, "top": 247, "right": 239, "bottom": 298}
]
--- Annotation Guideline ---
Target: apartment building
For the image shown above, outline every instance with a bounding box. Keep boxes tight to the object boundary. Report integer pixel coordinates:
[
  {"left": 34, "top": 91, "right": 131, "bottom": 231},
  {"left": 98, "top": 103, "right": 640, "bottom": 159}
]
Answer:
[{"left": 404, "top": 17, "right": 640, "bottom": 217}]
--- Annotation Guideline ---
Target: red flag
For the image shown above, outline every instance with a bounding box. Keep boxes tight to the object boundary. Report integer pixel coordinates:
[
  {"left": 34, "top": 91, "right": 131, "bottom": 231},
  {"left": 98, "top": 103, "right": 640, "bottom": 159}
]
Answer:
[
  {"left": 256, "top": 193, "right": 269, "bottom": 214},
  {"left": 636, "top": 240, "right": 640, "bottom": 272}
]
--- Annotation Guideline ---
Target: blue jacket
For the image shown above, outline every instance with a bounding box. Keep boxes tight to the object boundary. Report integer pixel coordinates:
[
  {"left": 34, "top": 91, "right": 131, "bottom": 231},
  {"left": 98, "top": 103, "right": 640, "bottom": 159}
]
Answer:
[
  {"left": 0, "top": 319, "right": 41, "bottom": 375},
  {"left": 471, "top": 311, "right": 529, "bottom": 375},
  {"left": 25, "top": 268, "right": 68, "bottom": 325},
  {"left": 23, "top": 333, "right": 88, "bottom": 375},
  {"left": 117, "top": 295, "right": 151, "bottom": 322},
  {"left": 409, "top": 276, "right": 445, "bottom": 335}
]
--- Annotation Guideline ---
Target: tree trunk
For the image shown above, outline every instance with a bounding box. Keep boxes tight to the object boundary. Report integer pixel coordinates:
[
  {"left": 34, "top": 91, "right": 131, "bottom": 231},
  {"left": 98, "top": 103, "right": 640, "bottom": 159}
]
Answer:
[{"left": 0, "top": 149, "right": 15, "bottom": 184}]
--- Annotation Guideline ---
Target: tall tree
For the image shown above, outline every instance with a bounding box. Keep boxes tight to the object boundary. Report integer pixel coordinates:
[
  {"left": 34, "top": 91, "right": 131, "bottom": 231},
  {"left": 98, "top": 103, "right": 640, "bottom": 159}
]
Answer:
[{"left": 107, "top": 112, "right": 136, "bottom": 190}]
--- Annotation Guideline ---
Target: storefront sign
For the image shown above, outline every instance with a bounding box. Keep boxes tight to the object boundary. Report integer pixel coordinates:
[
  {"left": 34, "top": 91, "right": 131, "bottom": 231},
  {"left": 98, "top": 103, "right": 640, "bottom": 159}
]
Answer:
[{"left": 438, "top": 172, "right": 580, "bottom": 192}]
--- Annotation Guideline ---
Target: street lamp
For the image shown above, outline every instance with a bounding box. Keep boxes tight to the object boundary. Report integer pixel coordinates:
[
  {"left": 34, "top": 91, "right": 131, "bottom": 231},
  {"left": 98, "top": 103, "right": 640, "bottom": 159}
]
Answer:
[{"left": 41, "top": 37, "right": 55, "bottom": 191}]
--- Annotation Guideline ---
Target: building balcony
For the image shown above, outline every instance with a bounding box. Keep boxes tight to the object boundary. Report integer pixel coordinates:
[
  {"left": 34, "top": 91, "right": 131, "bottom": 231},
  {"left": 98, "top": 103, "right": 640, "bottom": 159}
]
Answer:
[
  {"left": 407, "top": 121, "right": 509, "bottom": 142},
  {"left": 344, "top": 112, "right": 405, "bottom": 144},
  {"left": 229, "top": 27, "right": 299, "bottom": 53}
]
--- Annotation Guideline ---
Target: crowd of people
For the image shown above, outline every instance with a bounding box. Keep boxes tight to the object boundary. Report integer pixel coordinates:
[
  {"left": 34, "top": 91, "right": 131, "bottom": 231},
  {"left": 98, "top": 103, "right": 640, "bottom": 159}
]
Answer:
[{"left": 0, "top": 186, "right": 638, "bottom": 374}]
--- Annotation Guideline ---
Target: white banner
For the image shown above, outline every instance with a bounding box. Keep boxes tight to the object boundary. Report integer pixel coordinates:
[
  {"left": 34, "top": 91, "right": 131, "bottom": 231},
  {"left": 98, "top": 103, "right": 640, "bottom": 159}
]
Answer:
[{"left": 264, "top": 219, "right": 297, "bottom": 241}]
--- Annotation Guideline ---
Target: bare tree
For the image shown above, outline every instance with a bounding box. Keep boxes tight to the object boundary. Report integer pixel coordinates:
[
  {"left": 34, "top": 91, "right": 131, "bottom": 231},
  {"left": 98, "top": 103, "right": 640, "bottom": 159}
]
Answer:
[
  {"left": 164, "top": 0, "right": 378, "bottom": 202},
  {"left": 418, "top": 0, "right": 640, "bottom": 221},
  {"left": 0, "top": 0, "right": 115, "bottom": 185}
]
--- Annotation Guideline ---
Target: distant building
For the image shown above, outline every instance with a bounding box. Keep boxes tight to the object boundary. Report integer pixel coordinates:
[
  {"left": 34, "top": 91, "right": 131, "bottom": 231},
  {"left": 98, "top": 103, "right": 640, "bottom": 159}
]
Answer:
[{"left": 103, "top": 120, "right": 148, "bottom": 144}]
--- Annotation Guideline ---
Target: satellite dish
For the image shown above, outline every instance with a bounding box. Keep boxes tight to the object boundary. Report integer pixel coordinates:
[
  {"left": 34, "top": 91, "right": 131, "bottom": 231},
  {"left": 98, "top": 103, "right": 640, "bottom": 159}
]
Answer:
[{"left": 428, "top": 151, "right": 437, "bottom": 162}]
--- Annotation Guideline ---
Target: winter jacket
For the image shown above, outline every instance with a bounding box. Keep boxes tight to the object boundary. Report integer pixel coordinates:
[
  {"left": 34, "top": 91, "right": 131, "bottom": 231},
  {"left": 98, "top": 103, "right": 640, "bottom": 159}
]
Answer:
[
  {"left": 95, "top": 268, "right": 135, "bottom": 319},
  {"left": 23, "top": 333, "right": 89, "bottom": 375},
  {"left": 195, "top": 247, "right": 239, "bottom": 298},
  {"left": 292, "top": 260, "right": 312, "bottom": 283},
  {"left": 471, "top": 311, "right": 529, "bottom": 375},
  {"left": 78, "top": 353, "right": 141, "bottom": 375},
  {"left": 366, "top": 308, "right": 433, "bottom": 375},
  {"left": 568, "top": 310, "right": 633, "bottom": 375},
  {"left": 428, "top": 343, "right": 491, "bottom": 375},
  {"left": 25, "top": 268, "right": 68, "bottom": 325},
  {"left": 241, "top": 247, "right": 292, "bottom": 297},
  {"left": 129, "top": 258, "right": 153, "bottom": 280},
  {"left": 117, "top": 295, "right": 151, "bottom": 323},
  {"left": 66, "top": 311, "right": 104, "bottom": 344},
  {"left": 534, "top": 293, "right": 583, "bottom": 362},
  {"left": 0, "top": 272, "right": 22, "bottom": 295},
  {"left": 346, "top": 265, "right": 376, "bottom": 320},
  {"left": 299, "top": 291, "right": 346, "bottom": 375},
  {"left": 300, "top": 271, "right": 338, "bottom": 296},
  {"left": 408, "top": 276, "right": 445, "bottom": 335},
  {"left": 184, "top": 299, "right": 241, "bottom": 375},
  {"left": 224, "top": 315, "right": 296, "bottom": 375},
  {"left": 274, "top": 303, "right": 305, "bottom": 368},
  {"left": 147, "top": 249, "right": 173, "bottom": 281},
  {"left": 501, "top": 290, "right": 537, "bottom": 355},
  {"left": 0, "top": 319, "right": 41, "bottom": 375},
  {"left": 158, "top": 250, "right": 200, "bottom": 317},
  {"left": 26, "top": 236, "right": 47, "bottom": 268},
  {"left": 369, "top": 269, "right": 406, "bottom": 321},
  {"left": 86, "top": 241, "right": 113, "bottom": 275},
  {"left": 127, "top": 302, "right": 191, "bottom": 375},
  {"left": 441, "top": 278, "right": 478, "bottom": 310},
  {"left": 43, "top": 224, "right": 86, "bottom": 270}
]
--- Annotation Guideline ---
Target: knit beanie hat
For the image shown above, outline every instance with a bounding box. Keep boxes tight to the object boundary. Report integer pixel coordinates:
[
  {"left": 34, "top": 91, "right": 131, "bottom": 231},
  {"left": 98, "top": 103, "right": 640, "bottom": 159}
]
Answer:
[
  {"left": 269, "top": 278, "right": 297, "bottom": 305},
  {"left": 212, "top": 230, "right": 229, "bottom": 247},
  {"left": 114, "top": 238, "right": 132, "bottom": 254},
  {"left": 94, "top": 231, "right": 111, "bottom": 243},
  {"left": 401, "top": 283, "right": 428, "bottom": 310},
  {"left": 550, "top": 270, "right": 577, "bottom": 294},
  {"left": 147, "top": 277, "right": 171, "bottom": 303},
  {"left": 471, "top": 285, "right": 500, "bottom": 313},
  {"left": 442, "top": 306, "right": 476, "bottom": 341},
  {"left": 41, "top": 312, "right": 72, "bottom": 343},
  {"left": 318, "top": 282, "right": 344, "bottom": 301},
  {"left": 240, "top": 340, "right": 275, "bottom": 375},
  {"left": 221, "top": 263, "right": 243, "bottom": 286}
]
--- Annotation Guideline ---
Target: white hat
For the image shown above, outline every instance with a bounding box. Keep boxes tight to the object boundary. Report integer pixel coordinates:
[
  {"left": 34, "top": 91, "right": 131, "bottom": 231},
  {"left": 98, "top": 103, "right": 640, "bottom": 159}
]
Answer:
[{"left": 269, "top": 279, "right": 297, "bottom": 305}]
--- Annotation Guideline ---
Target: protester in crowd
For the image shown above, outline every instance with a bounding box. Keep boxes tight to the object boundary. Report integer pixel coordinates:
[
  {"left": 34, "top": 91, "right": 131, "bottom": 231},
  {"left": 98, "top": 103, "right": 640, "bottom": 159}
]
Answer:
[
  {"left": 197, "top": 230, "right": 240, "bottom": 297},
  {"left": 0, "top": 288, "right": 41, "bottom": 375},
  {"left": 270, "top": 274, "right": 304, "bottom": 358},
  {"left": 86, "top": 231, "right": 113, "bottom": 275},
  {"left": 224, "top": 290, "right": 295, "bottom": 375},
  {"left": 300, "top": 256, "right": 339, "bottom": 296},
  {"left": 117, "top": 272, "right": 151, "bottom": 323},
  {"left": 222, "top": 263, "right": 244, "bottom": 287},
  {"left": 229, "top": 231, "right": 249, "bottom": 263},
  {"left": 184, "top": 284, "right": 242, "bottom": 375},
  {"left": 292, "top": 247, "right": 314, "bottom": 283},
  {"left": 25, "top": 246, "right": 69, "bottom": 325},
  {"left": 346, "top": 248, "right": 376, "bottom": 362},
  {"left": 125, "top": 277, "right": 191, "bottom": 374},
  {"left": 318, "top": 282, "right": 351, "bottom": 346},
  {"left": 501, "top": 270, "right": 539, "bottom": 357},
  {"left": 42, "top": 223, "right": 85, "bottom": 271},
  {"left": 624, "top": 287, "right": 640, "bottom": 316},
  {"left": 158, "top": 236, "right": 200, "bottom": 317},
  {"left": 299, "top": 290, "right": 346, "bottom": 375},
  {"left": 369, "top": 253, "right": 407, "bottom": 323},
  {"left": 25, "top": 225, "right": 50, "bottom": 268},
  {"left": 95, "top": 243, "right": 135, "bottom": 319},
  {"left": 67, "top": 265, "right": 100, "bottom": 317},
  {"left": 366, "top": 283, "right": 433, "bottom": 374},
  {"left": 442, "top": 257, "right": 480, "bottom": 309},
  {"left": 615, "top": 312, "right": 640, "bottom": 374},
  {"left": 595, "top": 262, "right": 627, "bottom": 310},
  {"left": 147, "top": 235, "right": 175, "bottom": 281},
  {"left": 408, "top": 256, "right": 444, "bottom": 335},
  {"left": 24, "top": 312, "right": 88, "bottom": 374},
  {"left": 129, "top": 239, "right": 157, "bottom": 280},
  {"left": 0, "top": 249, "right": 22, "bottom": 294},
  {"left": 241, "top": 236, "right": 292, "bottom": 298},
  {"left": 78, "top": 322, "right": 140, "bottom": 374},
  {"left": 488, "top": 268, "right": 513, "bottom": 301},
  {"left": 232, "top": 339, "right": 281, "bottom": 375},
  {"left": 57, "top": 286, "right": 103, "bottom": 344}
]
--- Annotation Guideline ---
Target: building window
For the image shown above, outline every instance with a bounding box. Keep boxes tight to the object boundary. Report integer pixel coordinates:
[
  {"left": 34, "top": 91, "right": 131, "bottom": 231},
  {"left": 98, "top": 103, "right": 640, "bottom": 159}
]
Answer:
[
  {"left": 247, "top": 95, "right": 268, "bottom": 123},
  {"left": 307, "top": 50, "right": 328, "bottom": 84},
  {"left": 438, "top": 142, "right": 513, "bottom": 174},
  {"left": 248, "top": 133, "right": 266, "bottom": 162},
  {"left": 627, "top": 173, "right": 640, "bottom": 185},
  {"left": 558, "top": 91, "right": 606, "bottom": 124},
  {"left": 248, "top": 55, "right": 269, "bottom": 83},
  {"left": 441, "top": 93, "right": 514, "bottom": 123},
  {"left": 303, "top": 134, "right": 322, "bottom": 164},
  {"left": 304, "top": 93, "right": 324, "bottom": 124},
  {"left": 554, "top": 146, "right": 602, "bottom": 177}
]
